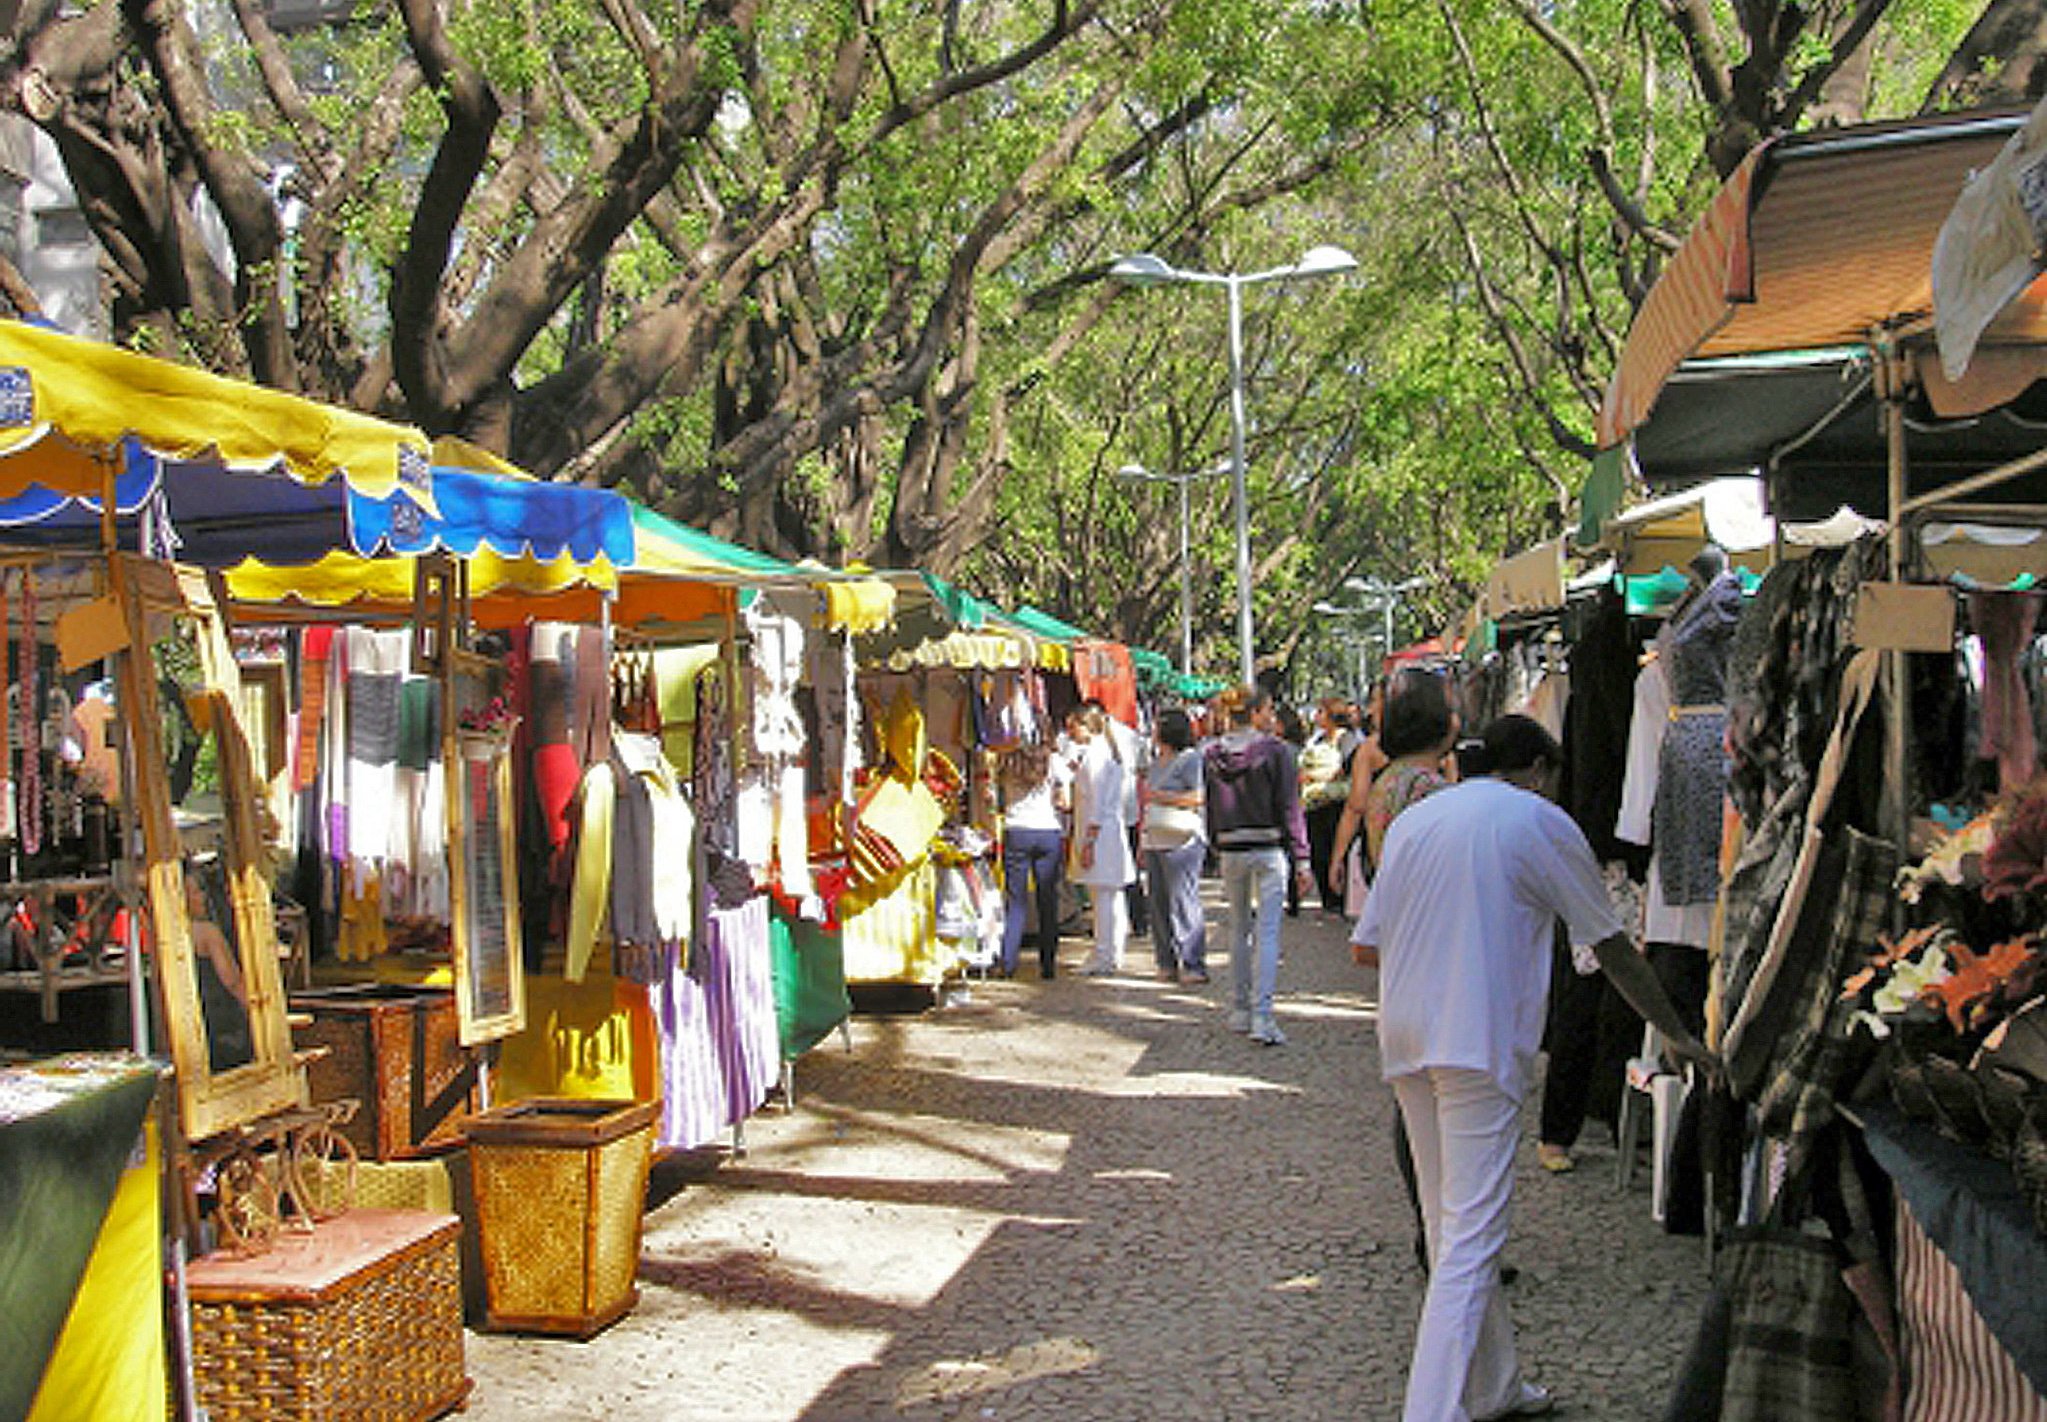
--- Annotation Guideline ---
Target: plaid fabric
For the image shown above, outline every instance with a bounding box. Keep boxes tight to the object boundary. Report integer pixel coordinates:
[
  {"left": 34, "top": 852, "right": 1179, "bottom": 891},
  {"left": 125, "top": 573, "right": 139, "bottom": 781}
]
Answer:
[
  {"left": 1756, "top": 826, "right": 1899, "bottom": 1158},
  {"left": 1719, "top": 1229, "right": 1865, "bottom": 1422},
  {"left": 1718, "top": 774, "right": 1810, "bottom": 1044}
]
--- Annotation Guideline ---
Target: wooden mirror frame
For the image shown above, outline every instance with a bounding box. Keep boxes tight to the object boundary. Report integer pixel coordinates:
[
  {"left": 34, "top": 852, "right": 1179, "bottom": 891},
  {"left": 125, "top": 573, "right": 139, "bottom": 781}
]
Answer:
[
  {"left": 115, "top": 555, "right": 302, "bottom": 1141},
  {"left": 419, "top": 555, "right": 526, "bottom": 1046},
  {"left": 450, "top": 709, "right": 524, "bottom": 1045}
]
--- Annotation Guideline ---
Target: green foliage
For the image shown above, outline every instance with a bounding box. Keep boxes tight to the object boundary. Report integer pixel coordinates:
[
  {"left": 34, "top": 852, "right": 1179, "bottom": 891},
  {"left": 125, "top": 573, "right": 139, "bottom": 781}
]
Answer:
[{"left": 54, "top": 0, "right": 2019, "bottom": 678}]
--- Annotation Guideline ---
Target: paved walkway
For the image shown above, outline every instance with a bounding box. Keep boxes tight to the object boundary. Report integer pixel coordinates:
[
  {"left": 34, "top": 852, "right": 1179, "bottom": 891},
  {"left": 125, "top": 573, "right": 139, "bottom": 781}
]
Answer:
[{"left": 465, "top": 894, "right": 1707, "bottom": 1420}]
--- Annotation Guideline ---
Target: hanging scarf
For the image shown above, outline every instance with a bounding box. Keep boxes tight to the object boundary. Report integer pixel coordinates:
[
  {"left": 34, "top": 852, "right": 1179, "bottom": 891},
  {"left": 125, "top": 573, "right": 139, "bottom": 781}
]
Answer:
[{"left": 295, "top": 627, "right": 336, "bottom": 793}]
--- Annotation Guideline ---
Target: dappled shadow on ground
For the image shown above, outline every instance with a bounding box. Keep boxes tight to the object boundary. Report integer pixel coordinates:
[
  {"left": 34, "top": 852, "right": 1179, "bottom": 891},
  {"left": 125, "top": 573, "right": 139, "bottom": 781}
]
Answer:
[{"left": 606, "top": 888, "right": 1707, "bottom": 1422}]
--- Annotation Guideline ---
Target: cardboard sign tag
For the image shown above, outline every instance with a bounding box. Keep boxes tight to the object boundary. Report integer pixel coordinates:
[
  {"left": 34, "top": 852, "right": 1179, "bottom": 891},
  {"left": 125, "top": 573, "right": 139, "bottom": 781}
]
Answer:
[
  {"left": 55, "top": 595, "right": 130, "bottom": 671},
  {"left": 1852, "top": 582, "right": 1956, "bottom": 652}
]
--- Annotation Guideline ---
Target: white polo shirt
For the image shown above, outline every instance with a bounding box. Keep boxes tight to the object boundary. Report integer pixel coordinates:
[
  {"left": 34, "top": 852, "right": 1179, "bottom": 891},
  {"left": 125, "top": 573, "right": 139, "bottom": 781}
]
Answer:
[{"left": 1355, "top": 776, "right": 1622, "bottom": 1101}]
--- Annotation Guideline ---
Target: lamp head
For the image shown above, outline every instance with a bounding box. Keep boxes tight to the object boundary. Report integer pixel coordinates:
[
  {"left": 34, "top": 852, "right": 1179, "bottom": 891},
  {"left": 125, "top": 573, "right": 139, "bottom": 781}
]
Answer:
[
  {"left": 1293, "top": 245, "right": 1358, "bottom": 278},
  {"left": 1117, "top": 463, "right": 1151, "bottom": 478},
  {"left": 1109, "top": 254, "right": 1181, "bottom": 287}
]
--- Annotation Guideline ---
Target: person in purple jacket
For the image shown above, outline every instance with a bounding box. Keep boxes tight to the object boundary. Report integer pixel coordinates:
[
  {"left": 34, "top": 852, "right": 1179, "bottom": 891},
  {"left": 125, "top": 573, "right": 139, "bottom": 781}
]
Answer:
[{"left": 1203, "top": 685, "right": 1313, "bottom": 1045}]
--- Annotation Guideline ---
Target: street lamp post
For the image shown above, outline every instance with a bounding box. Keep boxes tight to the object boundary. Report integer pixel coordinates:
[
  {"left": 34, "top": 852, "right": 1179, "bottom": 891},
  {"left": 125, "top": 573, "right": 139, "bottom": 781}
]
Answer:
[
  {"left": 1117, "top": 462, "right": 1225, "bottom": 676},
  {"left": 1110, "top": 245, "right": 1358, "bottom": 687},
  {"left": 1341, "top": 574, "right": 1429, "bottom": 671}
]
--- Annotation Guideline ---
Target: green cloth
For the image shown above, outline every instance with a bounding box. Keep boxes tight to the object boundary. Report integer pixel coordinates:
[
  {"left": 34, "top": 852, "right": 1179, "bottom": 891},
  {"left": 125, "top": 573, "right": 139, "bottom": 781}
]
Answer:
[
  {"left": 0, "top": 1060, "right": 159, "bottom": 1421},
  {"left": 1624, "top": 565, "right": 1763, "bottom": 617},
  {"left": 769, "top": 909, "right": 851, "bottom": 1060},
  {"left": 1579, "top": 445, "right": 1630, "bottom": 548}
]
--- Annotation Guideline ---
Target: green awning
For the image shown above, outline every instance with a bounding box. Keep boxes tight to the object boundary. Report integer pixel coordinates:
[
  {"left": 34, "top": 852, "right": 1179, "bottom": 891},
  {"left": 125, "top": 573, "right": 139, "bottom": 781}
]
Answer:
[{"left": 1009, "top": 604, "right": 1092, "bottom": 643}]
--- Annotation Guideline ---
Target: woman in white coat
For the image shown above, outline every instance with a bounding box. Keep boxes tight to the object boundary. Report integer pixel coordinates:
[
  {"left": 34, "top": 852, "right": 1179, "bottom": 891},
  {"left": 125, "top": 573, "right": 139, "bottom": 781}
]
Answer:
[{"left": 1066, "top": 703, "right": 1135, "bottom": 975}]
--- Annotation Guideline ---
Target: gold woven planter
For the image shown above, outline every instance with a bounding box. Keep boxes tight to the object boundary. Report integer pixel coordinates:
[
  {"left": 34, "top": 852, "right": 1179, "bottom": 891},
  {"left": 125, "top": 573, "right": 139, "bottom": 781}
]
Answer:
[{"left": 465, "top": 1097, "right": 655, "bottom": 1337}]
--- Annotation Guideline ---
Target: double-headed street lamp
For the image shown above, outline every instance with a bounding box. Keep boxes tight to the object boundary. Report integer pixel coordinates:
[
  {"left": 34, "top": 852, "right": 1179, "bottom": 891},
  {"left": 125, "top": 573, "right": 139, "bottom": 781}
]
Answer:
[
  {"left": 1342, "top": 574, "right": 1430, "bottom": 667},
  {"left": 1116, "top": 461, "right": 1227, "bottom": 676},
  {"left": 1109, "top": 244, "right": 1359, "bottom": 687}
]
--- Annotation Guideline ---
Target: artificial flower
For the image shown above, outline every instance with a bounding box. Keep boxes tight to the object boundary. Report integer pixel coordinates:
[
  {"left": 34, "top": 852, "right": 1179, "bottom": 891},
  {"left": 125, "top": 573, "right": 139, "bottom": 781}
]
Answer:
[
  {"left": 1922, "top": 935, "right": 2041, "bottom": 1033},
  {"left": 1899, "top": 809, "right": 2000, "bottom": 903},
  {"left": 1844, "top": 929, "right": 1955, "bottom": 1040}
]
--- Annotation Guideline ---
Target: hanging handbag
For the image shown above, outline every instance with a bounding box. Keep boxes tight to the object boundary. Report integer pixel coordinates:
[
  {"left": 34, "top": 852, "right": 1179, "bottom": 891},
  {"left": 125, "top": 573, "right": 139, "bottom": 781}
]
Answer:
[
  {"left": 1724, "top": 649, "right": 1891, "bottom": 1103},
  {"left": 1663, "top": 1132, "right": 1901, "bottom": 1422}
]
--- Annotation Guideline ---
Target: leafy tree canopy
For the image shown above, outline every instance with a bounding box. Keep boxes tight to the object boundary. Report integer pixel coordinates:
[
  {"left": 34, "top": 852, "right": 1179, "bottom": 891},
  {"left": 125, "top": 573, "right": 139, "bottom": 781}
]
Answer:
[{"left": 0, "top": 0, "right": 2034, "bottom": 685}]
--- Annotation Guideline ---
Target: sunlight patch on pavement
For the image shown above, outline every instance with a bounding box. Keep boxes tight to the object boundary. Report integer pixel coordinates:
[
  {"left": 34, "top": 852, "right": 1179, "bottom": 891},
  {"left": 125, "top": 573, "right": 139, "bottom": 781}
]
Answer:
[
  {"left": 1277, "top": 993, "right": 1380, "bottom": 1022},
  {"left": 1273, "top": 1273, "right": 1322, "bottom": 1293},
  {"left": 1092, "top": 1166, "right": 1173, "bottom": 1182},
  {"left": 893, "top": 1336, "right": 1101, "bottom": 1408},
  {"left": 1102, "top": 1070, "right": 1301, "bottom": 1098}
]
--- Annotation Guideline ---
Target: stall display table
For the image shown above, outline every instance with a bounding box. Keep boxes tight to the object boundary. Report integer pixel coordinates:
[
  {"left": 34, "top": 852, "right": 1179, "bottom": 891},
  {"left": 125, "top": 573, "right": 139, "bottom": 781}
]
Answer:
[
  {"left": 185, "top": 1208, "right": 468, "bottom": 1422},
  {"left": 0, "top": 1054, "right": 163, "bottom": 1422},
  {"left": 1860, "top": 1105, "right": 2047, "bottom": 1415}
]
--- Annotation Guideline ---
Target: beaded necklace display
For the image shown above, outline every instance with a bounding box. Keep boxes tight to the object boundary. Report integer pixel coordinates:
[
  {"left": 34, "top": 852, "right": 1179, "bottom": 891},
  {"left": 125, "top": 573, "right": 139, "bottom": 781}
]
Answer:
[
  {"left": 0, "top": 568, "right": 11, "bottom": 849},
  {"left": 19, "top": 567, "right": 38, "bottom": 859}
]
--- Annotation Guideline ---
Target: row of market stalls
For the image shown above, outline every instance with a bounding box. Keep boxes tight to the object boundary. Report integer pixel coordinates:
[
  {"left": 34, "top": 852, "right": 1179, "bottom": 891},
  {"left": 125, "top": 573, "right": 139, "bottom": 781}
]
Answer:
[
  {"left": 1437, "top": 102, "right": 2047, "bottom": 1418},
  {"left": 0, "top": 317, "right": 1217, "bottom": 1420}
]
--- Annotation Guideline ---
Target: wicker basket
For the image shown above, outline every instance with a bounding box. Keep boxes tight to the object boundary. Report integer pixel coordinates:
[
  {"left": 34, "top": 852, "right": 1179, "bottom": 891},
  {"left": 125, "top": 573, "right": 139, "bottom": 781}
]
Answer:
[
  {"left": 291, "top": 986, "right": 477, "bottom": 1162},
  {"left": 465, "top": 1097, "right": 655, "bottom": 1337},
  {"left": 186, "top": 1209, "right": 467, "bottom": 1421}
]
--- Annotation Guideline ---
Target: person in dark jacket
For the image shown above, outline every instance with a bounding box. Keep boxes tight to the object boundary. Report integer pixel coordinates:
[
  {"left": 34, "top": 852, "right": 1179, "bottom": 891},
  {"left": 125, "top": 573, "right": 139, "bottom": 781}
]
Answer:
[{"left": 1203, "top": 685, "right": 1312, "bottom": 1045}]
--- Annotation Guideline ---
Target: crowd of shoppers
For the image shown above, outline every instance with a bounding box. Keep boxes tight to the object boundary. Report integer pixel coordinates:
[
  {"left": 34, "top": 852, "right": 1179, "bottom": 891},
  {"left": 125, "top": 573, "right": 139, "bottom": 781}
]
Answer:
[{"left": 987, "top": 674, "right": 1724, "bottom": 1422}]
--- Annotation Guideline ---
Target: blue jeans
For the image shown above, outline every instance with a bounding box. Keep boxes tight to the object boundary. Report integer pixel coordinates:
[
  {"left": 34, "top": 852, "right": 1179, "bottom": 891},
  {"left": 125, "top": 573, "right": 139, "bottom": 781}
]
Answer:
[
  {"left": 1145, "top": 838, "right": 1207, "bottom": 975},
  {"left": 1220, "top": 846, "right": 1285, "bottom": 1024},
  {"left": 1001, "top": 827, "right": 1064, "bottom": 974}
]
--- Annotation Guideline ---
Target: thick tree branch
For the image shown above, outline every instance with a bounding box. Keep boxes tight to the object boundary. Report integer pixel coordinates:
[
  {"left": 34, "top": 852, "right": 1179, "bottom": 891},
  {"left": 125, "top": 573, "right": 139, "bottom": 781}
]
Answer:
[{"left": 123, "top": 0, "right": 293, "bottom": 384}]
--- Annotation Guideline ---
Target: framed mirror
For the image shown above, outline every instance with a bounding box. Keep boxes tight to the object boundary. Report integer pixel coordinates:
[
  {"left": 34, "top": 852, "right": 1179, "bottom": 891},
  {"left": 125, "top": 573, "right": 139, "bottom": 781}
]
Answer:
[
  {"left": 420, "top": 557, "right": 524, "bottom": 1046},
  {"left": 451, "top": 703, "right": 523, "bottom": 1044},
  {"left": 115, "top": 556, "right": 302, "bottom": 1141}
]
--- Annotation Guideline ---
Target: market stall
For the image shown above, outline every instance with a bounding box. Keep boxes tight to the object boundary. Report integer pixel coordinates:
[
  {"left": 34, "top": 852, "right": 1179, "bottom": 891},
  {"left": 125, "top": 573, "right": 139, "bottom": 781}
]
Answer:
[{"left": 1589, "top": 102, "right": 2047, "bottom": 1416}]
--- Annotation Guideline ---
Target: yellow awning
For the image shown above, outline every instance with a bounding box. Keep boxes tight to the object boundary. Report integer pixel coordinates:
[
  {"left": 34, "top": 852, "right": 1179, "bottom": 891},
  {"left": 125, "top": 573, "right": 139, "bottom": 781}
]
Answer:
[{"left": 0, "top": 320, "right": 435, "bottom": 508}]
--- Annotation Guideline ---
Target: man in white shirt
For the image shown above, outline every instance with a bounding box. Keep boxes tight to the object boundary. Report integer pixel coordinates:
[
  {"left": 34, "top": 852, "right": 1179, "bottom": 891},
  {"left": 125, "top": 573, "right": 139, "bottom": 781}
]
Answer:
[{"left": 1354, "top": 715, "right": 1713, "bottom": 1422}]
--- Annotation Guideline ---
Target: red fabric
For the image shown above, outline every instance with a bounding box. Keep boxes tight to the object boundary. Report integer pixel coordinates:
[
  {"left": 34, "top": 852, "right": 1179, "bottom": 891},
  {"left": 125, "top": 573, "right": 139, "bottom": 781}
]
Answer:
[
  {"left": 1073, "top": 640, "right": 1138, "bottom": 727},
  {"left": 296, "top": 626, "right": 336, "bottom": 792},
  {"left": 1973, "top": 591, "right": 2040, "bottom": 794},
  {"left": 532, "top": 741, "right": 581, "bottom": 854}
]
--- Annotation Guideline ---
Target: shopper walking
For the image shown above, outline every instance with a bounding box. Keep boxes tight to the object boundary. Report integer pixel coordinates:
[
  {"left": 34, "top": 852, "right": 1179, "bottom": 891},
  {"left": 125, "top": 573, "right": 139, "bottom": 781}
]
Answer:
[
  {"left": 1141, "top": 707, "right": 1208, "bottom": 984},
  {"left": 1350, "top": 671, "right": 1459, "bottom": 1271},
  {"left": 996, "top": 742, "right": 1069, "bottom": 979},
  {"left": 1203, "top": 686, "right": 1312, "bottom": 1045},
  {"left": 1327, "top": 681, "right": 1390, "bottom": 915},
  {"left": 1067, "top": 703, "right": 1135, "bottom": 975},
  {"left": 1353, "top": 716, "right": 1712, "bottom": 1422},
  {"left": 1300, "top": 699, "right": 1355, "bottom": 915}
]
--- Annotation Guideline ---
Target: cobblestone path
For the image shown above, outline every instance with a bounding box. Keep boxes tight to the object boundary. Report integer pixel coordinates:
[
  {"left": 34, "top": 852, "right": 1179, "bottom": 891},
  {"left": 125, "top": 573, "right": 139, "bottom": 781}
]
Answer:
[{"left": 465, "top": 896, "right": 1707, "bottom": 1420}]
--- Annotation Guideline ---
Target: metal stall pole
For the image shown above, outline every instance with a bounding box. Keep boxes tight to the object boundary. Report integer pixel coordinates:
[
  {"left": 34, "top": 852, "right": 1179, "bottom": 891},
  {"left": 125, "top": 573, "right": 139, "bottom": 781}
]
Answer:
[{"left": 1878, "top": 333, "right": 1913, "bottom": 928}]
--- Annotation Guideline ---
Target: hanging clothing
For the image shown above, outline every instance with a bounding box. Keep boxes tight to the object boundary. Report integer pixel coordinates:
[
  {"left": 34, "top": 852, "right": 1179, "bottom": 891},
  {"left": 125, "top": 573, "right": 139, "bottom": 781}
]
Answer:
[
  {"left": 1972, "top": 590, "right": 2040, "bottom": 793},
  {"left": 1615, "top": 661, "right": 1714, "bottom": 949},
  {"left": 342, "top": 626, "right": 408, "bottom": 875},
  {"left": 1650, "top": 571, "right": 1741, "bottom": 907},
  {"left": 610, "top": 730, "right": 695, "bottom": 970},
  {"left": 1073, "top": 640, "right": 1139, "bottom": 728},
  {"left": 651, "top": 896, "right": 777, "bottom": 1150},
  {"left": 1560, "top": 584, "right": 1638, "bottom": 864}
]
